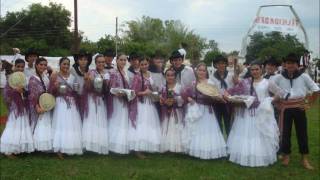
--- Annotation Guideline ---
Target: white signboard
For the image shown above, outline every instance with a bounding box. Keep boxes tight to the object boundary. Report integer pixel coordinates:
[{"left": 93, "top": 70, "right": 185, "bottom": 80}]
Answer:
[{"left": 253, "top": 16, "right": 299, "bottom": 34}]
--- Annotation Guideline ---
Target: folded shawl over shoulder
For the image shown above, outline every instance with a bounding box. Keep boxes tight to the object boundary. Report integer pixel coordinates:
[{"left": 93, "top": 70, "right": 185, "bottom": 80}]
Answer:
[
  {"left": 106, "top": 69, "right": 130, "bottom": 120},
  {"left": 48, "top": 74, "right": 79, "bottom": 109},
  {"left": 129, "top": 72, "right": 153, "bottom": 128},
  {"left": 227, "top": 78, "right": 260, "bottom": 109},
  {"left": 28, "top": 76, "right": 46, "bottom": 122},
  {"left": 159, "top": 85, "right": 184, "bottom": 123},
  {"left": 80, "top": 69, "right": 108, "bottom": 119},
  {"left": 181, "top": 81, "right": 217, "bottom": 115},
  {"left": 4, "top": 84, "right": 28, "bottom": 118}
]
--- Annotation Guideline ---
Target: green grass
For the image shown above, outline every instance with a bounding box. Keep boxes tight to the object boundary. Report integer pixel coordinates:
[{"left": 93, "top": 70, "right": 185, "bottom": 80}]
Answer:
[
  {"left": 0, "top": 92, "right": 8, "bottom": 117},
  {"left": 0, "top": 98, "right": 319, "bottom": 179}
]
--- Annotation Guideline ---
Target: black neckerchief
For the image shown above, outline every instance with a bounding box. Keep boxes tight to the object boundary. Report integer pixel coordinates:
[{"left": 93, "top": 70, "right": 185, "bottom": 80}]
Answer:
[
  {"left": 72, "top": 64, "right": 87, "bottom": 77},
  {"left": 173, "top": 64, "right": 185, "bottom": 82},
  {"left": 281, "top": 69, "right": 302, "bottom": 88},
  {"left": 128, "top": 66, "right": 138, "bottom": 74},
  {"left": 263, "top": 73, "right": 275, "bottom": 79},
  {"left": 243, "top": 70, "right": 251, "bottom": 79},
  {"left": 214, "top": 70, "right": 228, "bottom": 89},
  {"left": 105, "top": 65, "right": 113, "bottom": 70}
]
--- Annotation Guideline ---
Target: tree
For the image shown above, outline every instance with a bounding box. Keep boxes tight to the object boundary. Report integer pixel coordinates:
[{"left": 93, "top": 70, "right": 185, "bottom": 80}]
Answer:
[
  {"left": 246, "top": 31, "right": 306, "bottom": 63},
  {"left": 208, "top": 40, "right": 219, "bottom": 52},
  {"left": 122, "top": 16, "right": 207, "bottom": 64},
  {"left": 96, "top": 35, "right": 116, "bottom": 53},
  {"left": 79, "top": 38, "right": 98, "bottom": 54},
  {"left": 0, "top": 2, "right": 73, "bottom": 56},
  {"left": 202, "top": 40, "right": 227, "bottom": 66}
]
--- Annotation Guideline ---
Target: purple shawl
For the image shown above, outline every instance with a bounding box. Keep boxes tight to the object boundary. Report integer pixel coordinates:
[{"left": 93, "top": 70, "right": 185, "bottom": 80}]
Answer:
[
  {"left": 48, "top": 74, "right": 78, "bottom": 109},
  {"left": 28, "top": 76, "right": 46, "bottom": 123},
  {"left": 4, "top": 84, "right": 28, "bottom": 118},
  {"left": 81, "top": 69, "right": 108, "bottom": 119},
  {"left": 159, "top": 85, "right": 183, "bottom": 124},
  {"left": 107, "top": 69, "right": 130, "bottom": 120},
  {"left": 227, "top": 78, "right": 260, "bottom": 109},
  {"left": 181, "top": 81, "right": 216, "bottom": 113},
  {"left": 129, "top": 72, "right": 153, "bottom": 128}
]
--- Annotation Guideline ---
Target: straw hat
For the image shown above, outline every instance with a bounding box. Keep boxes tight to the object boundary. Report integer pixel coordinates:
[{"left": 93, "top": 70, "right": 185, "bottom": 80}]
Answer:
[
  {"left": 39, "top": 93, "right": 56, "bottom": 111},
  {"left": 196, "top": 82, "right": 219, "bottom": 97},
  {"left": 8, "top": 72, "right": 26, "bottom": 89}
]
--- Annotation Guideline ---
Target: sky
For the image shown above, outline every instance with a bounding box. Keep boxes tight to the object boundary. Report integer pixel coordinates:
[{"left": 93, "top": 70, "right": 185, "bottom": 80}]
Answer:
[{"left": 1, "top": 0, "right": 319, "bottom": 57}]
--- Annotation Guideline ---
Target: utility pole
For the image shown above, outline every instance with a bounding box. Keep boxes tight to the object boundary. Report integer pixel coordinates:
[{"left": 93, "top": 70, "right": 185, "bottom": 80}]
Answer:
[
  {"left": 72, "top": 0, "right": 79, "bottom": 53},
  {"left": 0, "top": 0, "right": 2, "bottom": 56},
  {"left": 115, "top": 17, "right": 118, "bottom": 56},
  {"left": 0, "top": 0, "right": 2, "bottom": 19}
]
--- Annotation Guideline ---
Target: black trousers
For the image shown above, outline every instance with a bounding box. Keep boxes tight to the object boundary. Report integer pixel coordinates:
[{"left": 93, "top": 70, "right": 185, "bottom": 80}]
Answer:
[
  {"left": 214, "top": 103, "right": 231, "bottom": 136},
  {"left": 281, "top": 108, "right": 309, "bottom": 154}
]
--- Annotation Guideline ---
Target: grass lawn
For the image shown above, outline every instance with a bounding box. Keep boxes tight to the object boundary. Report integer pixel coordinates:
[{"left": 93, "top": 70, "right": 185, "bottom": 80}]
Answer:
[
  {"left": 0, "top": 97, "right": 319, "bottom": 179},
  {"left": 0, "top": 93, "right": 8, "bottom": 117}
]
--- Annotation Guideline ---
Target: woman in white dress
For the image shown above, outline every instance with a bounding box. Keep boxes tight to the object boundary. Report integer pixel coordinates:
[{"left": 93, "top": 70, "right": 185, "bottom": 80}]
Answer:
[
  {"left": 82, "top": 54, "right": 109, "bottom": 154},
  {"left": 0, "top": 61, "right": 34, "bottom": 157},
  {"left": 107, "top": 53, "right": 130, "bottom": 154},
  {"left": 182, "top": 63, "right": 227, "bottom": 160},
  {"left": 159, "top": 68, "right": 185, "bottom": 153},
  {"left": 49, "top": 57, "right": 82, "bottom": 158},
  {"left": 128, "top": 57, "right": 161, "bottom": 158},
  {"left": 225, "top": 60, "right": 285, "bottom": 167},
  {"left": 28, "top": 57, "right": 52, "bottom": 151}
]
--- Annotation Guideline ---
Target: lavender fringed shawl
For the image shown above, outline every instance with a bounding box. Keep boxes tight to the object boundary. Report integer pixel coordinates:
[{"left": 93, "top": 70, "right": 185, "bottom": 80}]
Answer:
[
  {"left": 159, "top": 85, "right": 183, "bottom": 123},
  {"left": 107, "top": 69, "right": 130, "bottom": 120},
  {"left": 28, "top": 75, "right": 48, "bottom": 123},
  {"left": 4, "top": 84, "right": 28, "bottom": 118},
  {"left": 129, "top": 72, "right": 153, "bottom": 128},
  {"left": 80, "top": 69, "right": 108, "bottom": 119},
  {"left": 181, "top": 81, "right": 216, "bottom": 113},
  {"left": 48, "top": 74, "right": 78, "bottom": 110},
  {"left": 227, "top": 78, "right": 260, "bottom": 109}
]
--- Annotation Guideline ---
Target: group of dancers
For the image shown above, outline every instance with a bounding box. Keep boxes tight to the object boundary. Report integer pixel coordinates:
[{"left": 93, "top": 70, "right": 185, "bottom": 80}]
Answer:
[{"left": 0, "top": 48, "right": 319, "bottom": 169}]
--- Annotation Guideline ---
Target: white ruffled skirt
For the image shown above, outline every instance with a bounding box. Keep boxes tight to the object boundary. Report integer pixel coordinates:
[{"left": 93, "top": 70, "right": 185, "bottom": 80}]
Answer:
[
  {"left": 183, "top": 103, "right": 227, "bottom": 159},
  {"left": 227, "top": 98, "right": 279, "bottom": 167},
  {"left": 52, "top": 97, "right": 82, "bottom": 155},
  {"left": 33, "top": 112, "right": 53, "bottom": 151},
  {"left": 0, "top": 110, "right": 34, "bottom": 155},
  {"left": 108, "top": 97, "right": 129, "bottom": 154},
  {"left": 128, "top": 99, "right": 161, "bottom": 152},
  {"left": 160, "top": 109, "right": 185, "bottom": 153},
  {"left": 82, "top": 96, "right": 109, "bottom": 154}
]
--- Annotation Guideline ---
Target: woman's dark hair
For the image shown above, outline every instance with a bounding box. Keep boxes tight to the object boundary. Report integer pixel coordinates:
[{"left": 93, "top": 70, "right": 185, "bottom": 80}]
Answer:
[
  {"left": 139, "top": 57, "right": 150, "bottom": 92},
  {"left": 250, "top": 60, "right": 262, "bottom": 68},
  {"left": 59, "top": 57, "right": 70, "bottom": 66},
  {"left": 35, "top": 57, "right": 47, "bottom": 66},
  {"left": 249, "top": 60, "right": 262, "bottom": 95},
  {"left": 116, "top": 53, "right": 128, "bottom": 88},
  {"left": 35, "top": 57, "right": 48, "bottom": 91},
  {"left": 15, "top": 58, "right": 25, "bottom": 66},
  {"left": 165, "top": 68, "right": 176, "bottom": 98},
  {"left": 116, "top": 52, "right": 127, "bottom": 60}
]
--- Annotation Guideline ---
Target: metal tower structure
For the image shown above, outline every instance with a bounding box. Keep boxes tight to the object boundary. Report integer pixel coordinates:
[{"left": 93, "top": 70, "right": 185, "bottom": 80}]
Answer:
[{"left": 239, "top": 5, "right": 309, "bottom": 59}]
